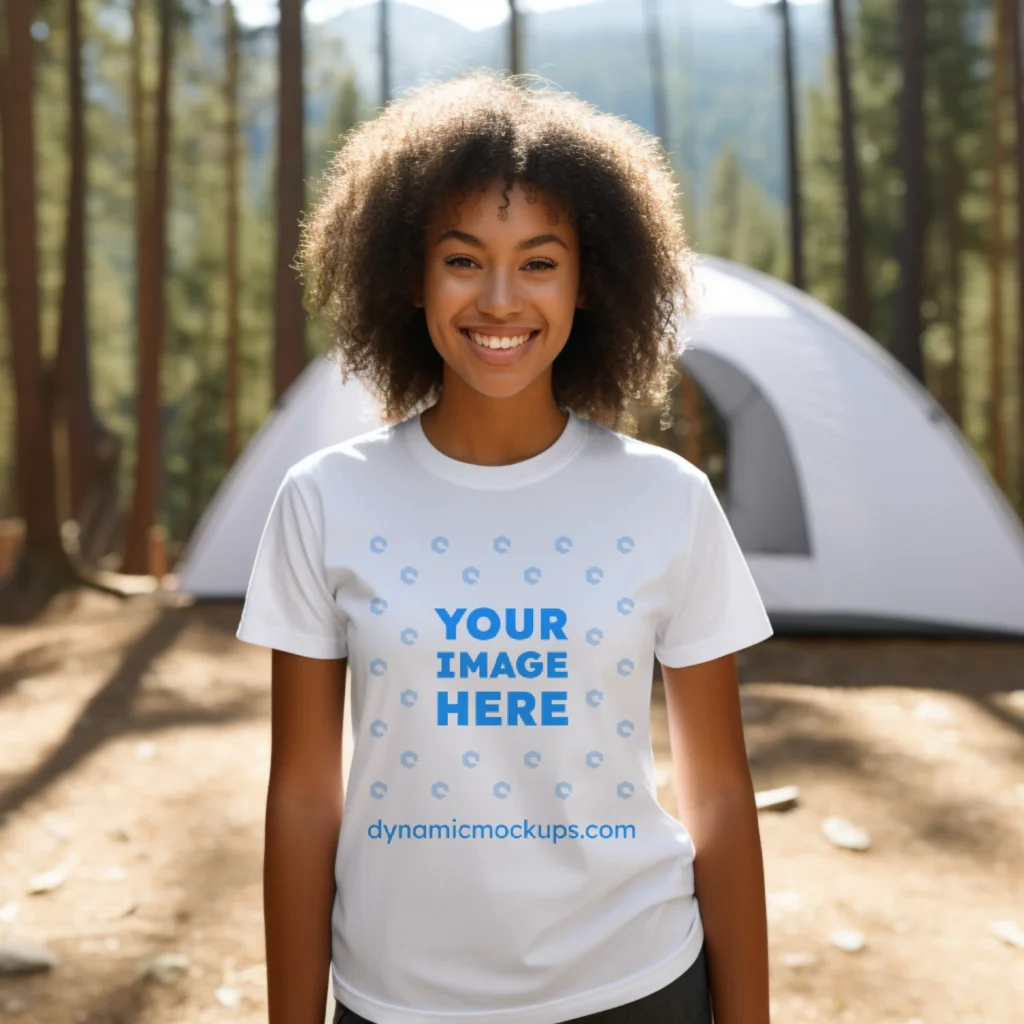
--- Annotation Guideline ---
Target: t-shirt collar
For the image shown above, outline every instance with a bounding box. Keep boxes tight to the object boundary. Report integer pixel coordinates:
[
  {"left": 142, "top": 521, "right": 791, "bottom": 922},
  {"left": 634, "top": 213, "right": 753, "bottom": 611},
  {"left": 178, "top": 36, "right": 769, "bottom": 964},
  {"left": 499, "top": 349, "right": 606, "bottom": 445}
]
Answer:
[{"left": 402, "top": 408, "right": 588, "bottom": 490}]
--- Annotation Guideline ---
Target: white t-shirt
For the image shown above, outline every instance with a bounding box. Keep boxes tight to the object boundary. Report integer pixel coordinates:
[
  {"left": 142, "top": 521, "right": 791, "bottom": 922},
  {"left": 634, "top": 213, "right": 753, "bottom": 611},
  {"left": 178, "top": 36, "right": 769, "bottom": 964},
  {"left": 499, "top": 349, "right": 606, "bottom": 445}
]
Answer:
[{"left": 236, "top": 408, "right": 773, "bottom": 1024}]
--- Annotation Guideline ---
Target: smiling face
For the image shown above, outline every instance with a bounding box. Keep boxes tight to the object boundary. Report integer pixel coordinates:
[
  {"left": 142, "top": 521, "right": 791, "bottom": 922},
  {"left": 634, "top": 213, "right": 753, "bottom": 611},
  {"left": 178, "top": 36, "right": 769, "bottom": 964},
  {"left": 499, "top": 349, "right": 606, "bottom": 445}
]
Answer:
[{"left": 417, "top": 178, "right": 584, "bottom": 403}]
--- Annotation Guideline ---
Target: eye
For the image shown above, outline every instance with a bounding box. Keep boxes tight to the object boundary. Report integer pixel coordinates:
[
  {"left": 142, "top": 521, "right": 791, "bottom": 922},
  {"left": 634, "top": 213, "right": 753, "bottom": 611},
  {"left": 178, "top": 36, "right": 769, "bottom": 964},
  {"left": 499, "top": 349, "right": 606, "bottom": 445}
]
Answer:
[
  {"left": 444, "top": 255, "right": 478, "bottom": 269},
  {"left": 523, "top": 258, "right": 557, "bottom": 271}
]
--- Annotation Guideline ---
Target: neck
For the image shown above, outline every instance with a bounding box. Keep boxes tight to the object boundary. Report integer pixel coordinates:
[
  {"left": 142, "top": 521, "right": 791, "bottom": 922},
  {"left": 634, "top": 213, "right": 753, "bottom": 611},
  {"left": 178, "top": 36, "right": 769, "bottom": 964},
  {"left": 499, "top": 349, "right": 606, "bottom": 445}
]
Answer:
[{"left": 419, "top": 370, "right": 569, "bottom": 467}]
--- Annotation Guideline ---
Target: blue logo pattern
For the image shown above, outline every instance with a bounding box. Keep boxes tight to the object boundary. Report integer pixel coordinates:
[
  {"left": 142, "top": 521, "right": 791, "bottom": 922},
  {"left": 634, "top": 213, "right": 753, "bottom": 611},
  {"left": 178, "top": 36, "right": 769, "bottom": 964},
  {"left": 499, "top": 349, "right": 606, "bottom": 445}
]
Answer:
[{"left": 364, "top": 531, "right": 645, "bottom": 807}]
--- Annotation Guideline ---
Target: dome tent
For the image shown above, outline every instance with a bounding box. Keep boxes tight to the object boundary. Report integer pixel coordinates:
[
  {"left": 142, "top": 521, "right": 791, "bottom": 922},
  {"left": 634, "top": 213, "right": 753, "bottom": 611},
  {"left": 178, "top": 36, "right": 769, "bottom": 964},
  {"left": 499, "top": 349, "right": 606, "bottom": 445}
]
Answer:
[{"left": 175, "top": 257, "right": 1024, "bottom": 637}]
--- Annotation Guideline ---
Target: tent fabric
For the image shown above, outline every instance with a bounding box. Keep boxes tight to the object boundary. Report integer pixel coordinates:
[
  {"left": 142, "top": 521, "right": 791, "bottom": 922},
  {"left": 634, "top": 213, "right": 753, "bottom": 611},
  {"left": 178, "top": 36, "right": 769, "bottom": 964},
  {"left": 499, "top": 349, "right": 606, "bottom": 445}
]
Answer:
[{"left": 175, "top": 257, "right": 1024, "bottom": 637}]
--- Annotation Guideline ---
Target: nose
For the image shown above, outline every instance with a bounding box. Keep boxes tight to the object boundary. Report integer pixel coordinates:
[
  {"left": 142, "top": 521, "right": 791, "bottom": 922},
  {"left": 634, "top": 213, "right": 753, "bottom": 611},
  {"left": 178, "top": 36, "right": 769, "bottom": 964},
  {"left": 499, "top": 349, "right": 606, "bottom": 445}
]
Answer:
[{"left": 476, "top": 265, "right": 522, "bottom": 319}]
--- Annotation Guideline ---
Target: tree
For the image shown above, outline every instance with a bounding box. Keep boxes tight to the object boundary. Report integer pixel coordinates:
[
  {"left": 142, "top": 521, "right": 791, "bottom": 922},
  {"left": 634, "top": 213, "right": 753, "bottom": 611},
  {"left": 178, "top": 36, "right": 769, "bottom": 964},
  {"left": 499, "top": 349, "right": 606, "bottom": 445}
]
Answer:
[
  {"left": 988, "top": 0, "right": 1009, "bottom": 490},
  {"left": 122, "top": 0, "right": 174, "bottom": 575},
  {"left": 1009, "top": 0, "right": 1024, "bottom": 506},
  {"left": 0, "top": 0, "right": 75, "bottom": 589},
  {"left": 224, "top": 0, "right": 241, "bottom": 466},
  {"left": 779, "top": 0, "right": 805, "bottom": 289},
  {"left": 379, "top": 0, "right": 391, "bottom": 104},
  {"left": 831, "top": 0, "right": 870, "bottom": 332},
  {"left": 508, "top": 0, "right": 523, "bottom": 76},
  {"left": 643, "top": 0, "right": 668, "bottom": 147},
  {"left": 55, "top": 0, "right": 122, "bottom": 561},
  {"left": 273, "top": 0, "right": 306, "bottom": 401},
  {"left": 895, "top": 0, "right": 926, "bottom": 382}
]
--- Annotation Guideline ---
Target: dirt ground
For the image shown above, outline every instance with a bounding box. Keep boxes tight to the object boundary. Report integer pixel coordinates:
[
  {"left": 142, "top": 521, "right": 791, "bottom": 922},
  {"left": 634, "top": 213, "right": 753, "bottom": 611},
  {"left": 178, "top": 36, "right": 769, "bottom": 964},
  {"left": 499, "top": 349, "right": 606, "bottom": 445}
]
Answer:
[{"left": 0, "top": 588, "right": 1021, "bottom": 1023}]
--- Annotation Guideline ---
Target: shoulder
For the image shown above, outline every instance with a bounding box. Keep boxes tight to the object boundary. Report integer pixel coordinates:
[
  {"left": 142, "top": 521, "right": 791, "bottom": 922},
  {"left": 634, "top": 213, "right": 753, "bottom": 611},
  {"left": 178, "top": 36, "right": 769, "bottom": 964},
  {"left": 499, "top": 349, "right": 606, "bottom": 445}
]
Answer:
[
  {"left": 280, "top": 418, "right": 412, "bottom": 501},
  {"left": 581, "top": 417, "right": 711, "bottom": 503}
]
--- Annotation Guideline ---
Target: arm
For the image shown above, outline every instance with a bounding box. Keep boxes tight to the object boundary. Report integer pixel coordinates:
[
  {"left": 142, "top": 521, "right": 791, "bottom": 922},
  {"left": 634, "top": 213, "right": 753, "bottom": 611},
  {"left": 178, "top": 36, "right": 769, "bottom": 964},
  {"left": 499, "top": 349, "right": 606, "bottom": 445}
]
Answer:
[
  {"left": 265, "top": 649, "right": 347, "bottom": 1024},
  {"left": 661, "top": 653, "right": 769, "bottom": 1024}
]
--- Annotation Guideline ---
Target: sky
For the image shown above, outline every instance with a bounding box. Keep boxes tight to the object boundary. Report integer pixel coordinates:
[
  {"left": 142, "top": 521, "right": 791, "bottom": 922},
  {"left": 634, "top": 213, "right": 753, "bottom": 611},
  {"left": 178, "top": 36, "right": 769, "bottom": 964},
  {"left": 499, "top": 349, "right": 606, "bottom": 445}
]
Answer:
[{"left": 233, "top": 0, "right": 598, "bottom": 32}]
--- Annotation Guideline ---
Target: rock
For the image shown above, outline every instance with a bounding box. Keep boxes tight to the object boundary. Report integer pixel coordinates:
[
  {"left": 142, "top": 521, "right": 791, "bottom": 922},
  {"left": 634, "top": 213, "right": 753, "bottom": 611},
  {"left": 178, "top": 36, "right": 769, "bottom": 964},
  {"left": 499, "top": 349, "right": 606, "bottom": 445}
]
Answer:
[
  {"left": 0, "top": 901, "right": 19, "bottom": 924},
  {"left": 740, "top": 696, "right": 774, "bottom": 724},
  {"left": 755, "top": 785, "right": 800, "bottom": 812},
  {"left": 0, "top": 937, "right": 59, "bottom": 975},
  {"left": 139, "top": 951, "right": 190, "bottom": 984},
  {"left": 821, "top": 816, "right": 871, "bottom": 851},
  {"left": 780, "top": 951, "right": 818, "bottom": 968},
  {"left": 829, "top": 928, "right": 866, "bottom": 952},
  {"left": 913, "top": 698, "right": 951, "bottom": 723},
  {"left": 767, "top": 891, "right": 804, "bottom": 913},
  {"left": 215, "top": 986, "right": 243, "bottom": 1008},
  {"left": 990, "top": 919, "right": 1024, "bottom": 949},
  {"left": 27, "top": 865, "right": 69, "bottom": 895},
  {"left": 135, "top": 741, "right": 157, "bottom": 761},
  {"left": 1, "top": 997, "right": 29, "bottom": 1012}
]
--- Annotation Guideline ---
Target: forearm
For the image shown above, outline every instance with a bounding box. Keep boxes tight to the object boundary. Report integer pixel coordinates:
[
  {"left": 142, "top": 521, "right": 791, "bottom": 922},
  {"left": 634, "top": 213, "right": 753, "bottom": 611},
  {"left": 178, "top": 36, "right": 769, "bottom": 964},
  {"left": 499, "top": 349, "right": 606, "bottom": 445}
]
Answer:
[
  {"left": 264, "top": 789, "right": 343, "bottom": 1024},
  {"left": 682, "top": 783, "right": 770, "bottom": 1024}
]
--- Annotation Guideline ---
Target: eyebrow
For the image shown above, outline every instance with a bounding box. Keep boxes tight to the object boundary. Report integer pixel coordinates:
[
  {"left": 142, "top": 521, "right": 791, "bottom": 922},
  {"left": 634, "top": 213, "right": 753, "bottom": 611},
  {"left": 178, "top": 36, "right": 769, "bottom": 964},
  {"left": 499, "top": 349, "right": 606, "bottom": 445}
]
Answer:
[{"left": 434, "top": 229, "right": 569, "bottom": 251}]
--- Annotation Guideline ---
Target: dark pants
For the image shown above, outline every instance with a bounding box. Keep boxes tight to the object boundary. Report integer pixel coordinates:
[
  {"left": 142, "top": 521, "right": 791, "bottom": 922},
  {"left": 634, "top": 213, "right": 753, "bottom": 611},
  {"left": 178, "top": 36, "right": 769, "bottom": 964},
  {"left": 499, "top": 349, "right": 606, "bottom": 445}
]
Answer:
[{"left": 333, "top": 942, "right": 712, "bottom": 1024}]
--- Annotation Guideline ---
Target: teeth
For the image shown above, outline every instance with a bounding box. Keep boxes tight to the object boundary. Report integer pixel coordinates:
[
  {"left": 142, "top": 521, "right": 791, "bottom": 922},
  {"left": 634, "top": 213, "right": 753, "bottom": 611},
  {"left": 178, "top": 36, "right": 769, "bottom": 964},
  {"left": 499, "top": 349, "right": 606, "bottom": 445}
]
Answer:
[{"left": 469, "top": 331, "right": 532, "bottom": 350}]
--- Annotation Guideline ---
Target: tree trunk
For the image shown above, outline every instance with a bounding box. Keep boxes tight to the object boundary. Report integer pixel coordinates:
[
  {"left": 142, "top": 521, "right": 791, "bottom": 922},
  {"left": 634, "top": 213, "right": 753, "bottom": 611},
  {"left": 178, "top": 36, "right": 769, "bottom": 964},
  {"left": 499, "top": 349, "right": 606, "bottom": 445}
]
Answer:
[
  {"left": 895, "top": 0, "right": 926, "bottom": 382},
  {"left": 224, "top": 0, "right": 241, "bottom": 467},
  {"left": 508, "top": 0, "right": 523, "bottom": 77},
  {"left": 831, "top": 0, "right": 870, "bottom": 333},
  {"left": 0, "top": 0, "right": 74, "bottom": 586},
  {"left": 644, "top": 0, "right": 668, "bottom": 147},
  {"left": 378, "top": 0, "right": 390, "bottom": 104},
  {"left": 56, "top": 0, "right": 122, "bottom": 561},
  {"left": 273, "top": 0, "right": 306, "bottom": 401},
  {"left": 989, "top": 0, "right": 1008, "bottom": 490},
  {"left": 779, "top": 0, "right": 805, "bottom": 291},
  {"left": 942, "top": 144, "right": 964, "bottom": 427},
  {"left": 1009, "top": 0, "right": 1024, "bottom": 507},
  {"left": 122, "top": 0, "right": 173, "bottom": 574}
]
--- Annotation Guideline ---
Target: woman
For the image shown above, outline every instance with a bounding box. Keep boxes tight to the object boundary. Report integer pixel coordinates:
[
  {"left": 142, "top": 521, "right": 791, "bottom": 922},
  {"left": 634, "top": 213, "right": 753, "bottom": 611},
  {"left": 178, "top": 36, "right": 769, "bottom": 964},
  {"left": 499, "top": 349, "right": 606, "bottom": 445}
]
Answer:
[{"left": 237, "top": 70, "right": 773, "bottom": 1024}]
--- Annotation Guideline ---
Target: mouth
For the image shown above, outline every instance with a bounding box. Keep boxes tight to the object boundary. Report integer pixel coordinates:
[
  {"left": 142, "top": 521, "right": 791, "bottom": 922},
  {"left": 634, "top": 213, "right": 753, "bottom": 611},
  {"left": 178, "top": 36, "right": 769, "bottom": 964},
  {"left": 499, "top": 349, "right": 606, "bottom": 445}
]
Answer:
[{"left": 459, "top": 328, "right": 541, "bottom": 351}]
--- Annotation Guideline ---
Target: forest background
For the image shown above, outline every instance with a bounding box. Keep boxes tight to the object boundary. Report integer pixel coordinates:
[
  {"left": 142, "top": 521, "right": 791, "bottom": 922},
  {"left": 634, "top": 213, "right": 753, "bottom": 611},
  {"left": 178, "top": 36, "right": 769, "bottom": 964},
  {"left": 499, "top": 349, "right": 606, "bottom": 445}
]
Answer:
[{"left": 1, "top": 0, "right": 1022, "bottom": 584}]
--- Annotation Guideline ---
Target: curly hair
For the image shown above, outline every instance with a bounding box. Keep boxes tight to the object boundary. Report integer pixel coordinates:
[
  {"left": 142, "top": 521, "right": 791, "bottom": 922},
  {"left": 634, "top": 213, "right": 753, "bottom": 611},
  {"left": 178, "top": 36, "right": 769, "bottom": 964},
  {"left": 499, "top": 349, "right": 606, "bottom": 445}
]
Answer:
[{"left": 297, "top": 69, "right": 693, "bottom": 431}]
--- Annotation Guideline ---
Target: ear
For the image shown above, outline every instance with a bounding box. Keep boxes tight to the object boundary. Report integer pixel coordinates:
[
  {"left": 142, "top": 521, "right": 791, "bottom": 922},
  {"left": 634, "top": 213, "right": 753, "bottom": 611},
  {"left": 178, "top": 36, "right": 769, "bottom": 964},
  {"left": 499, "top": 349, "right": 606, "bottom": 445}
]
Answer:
[
  {"left": 413, "top": 279, "right": 424, "bottom": 308},
  {"left": 575, "top": 286, "right": 587, "bottom": 310}
]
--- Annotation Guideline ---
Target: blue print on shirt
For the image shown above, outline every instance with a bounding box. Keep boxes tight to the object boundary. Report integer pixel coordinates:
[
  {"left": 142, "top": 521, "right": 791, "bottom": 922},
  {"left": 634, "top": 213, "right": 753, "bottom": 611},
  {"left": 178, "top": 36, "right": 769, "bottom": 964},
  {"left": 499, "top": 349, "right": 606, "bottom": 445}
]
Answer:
[{"left": 434, "top": 605, "right": 570, "bottom": 726}]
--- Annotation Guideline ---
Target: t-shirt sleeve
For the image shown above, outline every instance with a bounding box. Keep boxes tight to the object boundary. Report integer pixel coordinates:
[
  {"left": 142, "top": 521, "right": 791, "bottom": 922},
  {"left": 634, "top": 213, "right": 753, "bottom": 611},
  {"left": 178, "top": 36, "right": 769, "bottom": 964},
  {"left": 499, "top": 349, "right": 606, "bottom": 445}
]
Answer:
[
  {"left": 235, "top": 468, "right": 349, "bottom": 660},
  {"left": 654, "top": 472, "right": 773, "bottom": 668}
]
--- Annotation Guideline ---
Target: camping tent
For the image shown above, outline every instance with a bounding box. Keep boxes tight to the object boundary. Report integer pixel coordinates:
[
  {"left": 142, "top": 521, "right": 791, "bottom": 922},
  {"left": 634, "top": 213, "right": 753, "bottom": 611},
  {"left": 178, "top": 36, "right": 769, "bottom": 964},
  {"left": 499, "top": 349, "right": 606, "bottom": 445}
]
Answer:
[{"left": 176, "top": 257, "right": 1024, "bottom": 637}]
